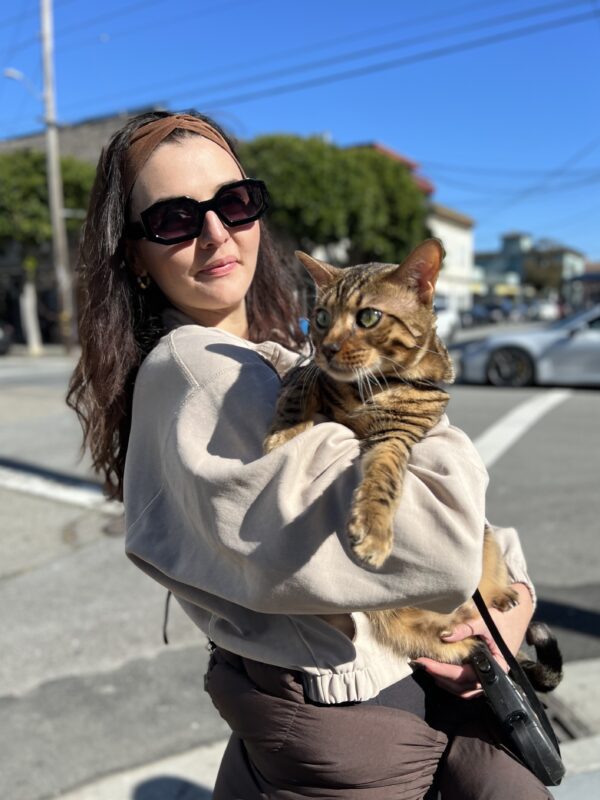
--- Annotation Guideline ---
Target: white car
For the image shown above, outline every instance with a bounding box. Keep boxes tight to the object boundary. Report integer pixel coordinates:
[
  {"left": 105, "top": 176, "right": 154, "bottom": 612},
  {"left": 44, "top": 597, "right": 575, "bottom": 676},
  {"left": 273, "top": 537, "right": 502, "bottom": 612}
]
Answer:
[{"left": 460, "top": 305, "right": 600, "bottom": 387}]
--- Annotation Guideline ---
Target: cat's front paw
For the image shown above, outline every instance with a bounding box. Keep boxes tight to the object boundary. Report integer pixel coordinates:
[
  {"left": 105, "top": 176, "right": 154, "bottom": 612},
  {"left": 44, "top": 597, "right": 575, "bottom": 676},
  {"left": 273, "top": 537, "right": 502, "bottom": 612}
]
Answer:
[
  {"left": 263, "top": 431, "right": 288, "bottom": 454},
  {"left": 490, "top": 586, "right": 520, "bottom": 612},
  {"left": 347, "top": 507, "right": 393, "bottom": 568}
]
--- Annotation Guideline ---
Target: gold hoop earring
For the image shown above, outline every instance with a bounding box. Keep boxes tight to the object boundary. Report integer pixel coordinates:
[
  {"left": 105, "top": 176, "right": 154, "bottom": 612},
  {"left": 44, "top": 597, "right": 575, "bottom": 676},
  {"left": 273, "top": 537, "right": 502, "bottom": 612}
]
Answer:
[{"left": 137, "top": 274, "right": 151, "bottom": 290}]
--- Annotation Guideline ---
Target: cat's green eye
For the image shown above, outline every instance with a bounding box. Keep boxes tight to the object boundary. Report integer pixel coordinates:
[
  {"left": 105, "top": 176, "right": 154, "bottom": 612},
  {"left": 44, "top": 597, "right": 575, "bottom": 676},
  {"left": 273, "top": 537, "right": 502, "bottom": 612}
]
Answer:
[
  {"left": 356, "top": 308, "right": 382, "bottom": 329},
  {"left": 314, "top": 308, "right": 331, "bottom": 330}
]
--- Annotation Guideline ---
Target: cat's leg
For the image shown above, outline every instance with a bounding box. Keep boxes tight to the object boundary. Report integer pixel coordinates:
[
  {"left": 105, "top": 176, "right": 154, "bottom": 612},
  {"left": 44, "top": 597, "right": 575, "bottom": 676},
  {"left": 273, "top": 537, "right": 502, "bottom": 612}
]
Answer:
[
  {"left": 348, "top": 437, "right": 410, "bottom": 567},
  {"left": 263, "top": 369, "right": 320, "bottom": 453},
  {"left": 478, "top": 527, "right": 520, "bottom": 611},
  {"left": 369, "top": 606, "right": 480, "bottom": 663}
]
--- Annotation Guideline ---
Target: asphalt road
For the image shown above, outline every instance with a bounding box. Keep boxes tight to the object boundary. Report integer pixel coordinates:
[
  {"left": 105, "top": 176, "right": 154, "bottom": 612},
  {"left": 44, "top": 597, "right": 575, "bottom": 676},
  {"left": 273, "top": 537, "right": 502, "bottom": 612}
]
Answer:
[{"left": 1, "top": 344, "right": 599, "bottom": 799}]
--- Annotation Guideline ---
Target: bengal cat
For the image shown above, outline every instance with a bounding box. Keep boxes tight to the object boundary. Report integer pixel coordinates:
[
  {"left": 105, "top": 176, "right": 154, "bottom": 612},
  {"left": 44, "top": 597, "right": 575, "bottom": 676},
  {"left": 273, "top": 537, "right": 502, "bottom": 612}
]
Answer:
[{"left": 264, "top": 239, "right": 561, "bottom": 687}]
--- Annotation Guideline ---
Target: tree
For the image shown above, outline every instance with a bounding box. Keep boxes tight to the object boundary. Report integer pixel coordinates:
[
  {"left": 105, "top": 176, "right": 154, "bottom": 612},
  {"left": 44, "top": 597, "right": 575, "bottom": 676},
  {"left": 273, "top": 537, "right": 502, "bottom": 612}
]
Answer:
[
  {"left": 342, "top": 146, "right": 429, "bottom": 264},
  {"left": 0, "top": 149, "right": 95, "bottom": 349},
  {"left": 0, "top": 149, "right": 95, "bottom": 247},
  {"left": 523, "top": 253, "right": 563, "bottom": 294},
  {"left": 238, "top": 135, "right": 428, "bottom": 266}
]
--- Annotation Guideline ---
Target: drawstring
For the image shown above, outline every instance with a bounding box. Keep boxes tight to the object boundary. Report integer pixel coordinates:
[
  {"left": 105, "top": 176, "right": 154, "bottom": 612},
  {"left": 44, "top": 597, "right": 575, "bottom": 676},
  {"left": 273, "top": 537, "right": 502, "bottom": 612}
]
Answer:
[{"left": 163, "top": 590, "right": 172, "bottom": 644}]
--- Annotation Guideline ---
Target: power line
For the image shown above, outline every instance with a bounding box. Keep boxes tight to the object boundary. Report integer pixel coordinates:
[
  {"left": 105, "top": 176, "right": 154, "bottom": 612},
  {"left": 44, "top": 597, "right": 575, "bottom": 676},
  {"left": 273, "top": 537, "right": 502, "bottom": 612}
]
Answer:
[
  {"left": 0, "top": 0, "right": 39, "bottom": 28},
  {"left": 0, "top": 0, "right": 76, "bottom": 27},
  {"left": 479, "top": 134, "right": 600, "bottom": 221},
  {"left": 7, "top": 0, "right": 170, "bottom": 52},
  {"left": 0, "top": 0, "right": 35, "bottom": 82},
  {"left": 56, "top": 0, "right": 518, "bottom": 57},
  {"left": 432, "top": 171, "right": 600, "bottom": 195},
  {"left": 541, "top": 198, "right": 600, "bottom": 233},
  {"left": 168, "top": 8, "right": 598, "bottom": 113},
  {"left": 57, "top": 0, "right": 269, "bottom": 53},
  {"left": 419, "top": 160, "right": 600, "bottom": 177},
  {"left": 59, "top": 0, "right": 528, "bottom": 110},
  {"left": 59, "top": 0, "right": 594, "bottom": 118}
]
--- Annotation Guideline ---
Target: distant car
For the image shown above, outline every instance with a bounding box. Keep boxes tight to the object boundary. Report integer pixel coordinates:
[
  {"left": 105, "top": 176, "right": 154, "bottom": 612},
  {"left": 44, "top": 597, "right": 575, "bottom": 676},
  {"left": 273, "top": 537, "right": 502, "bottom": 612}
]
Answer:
[
  {"left": 434, "top": 295, "right": 460, "bottom": 343},
  {"left": 460, "top": 301, "right": 505, "bottom": 327},
  {"left": 461, "top": 304, "right": 490, "bottom": 328},
  {"left": 528, "top": 299, "right": 560, "bottom": 322},
  {"left": 460, "top": 305, "right": 600, "bottom": 387}
]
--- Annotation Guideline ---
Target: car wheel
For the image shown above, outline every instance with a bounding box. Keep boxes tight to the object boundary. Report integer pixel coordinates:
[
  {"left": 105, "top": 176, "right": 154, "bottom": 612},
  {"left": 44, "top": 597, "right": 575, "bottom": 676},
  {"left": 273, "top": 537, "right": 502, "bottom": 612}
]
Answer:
[{"left": 486, "top": 347, "right": 535, "bottom": 387}]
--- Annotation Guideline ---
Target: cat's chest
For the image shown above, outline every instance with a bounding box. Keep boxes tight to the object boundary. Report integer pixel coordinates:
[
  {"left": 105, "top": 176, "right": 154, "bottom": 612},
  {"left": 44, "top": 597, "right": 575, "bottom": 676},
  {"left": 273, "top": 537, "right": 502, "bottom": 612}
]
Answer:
[{"left": 318, "top": 377, "right": 391, "bottom": 437}]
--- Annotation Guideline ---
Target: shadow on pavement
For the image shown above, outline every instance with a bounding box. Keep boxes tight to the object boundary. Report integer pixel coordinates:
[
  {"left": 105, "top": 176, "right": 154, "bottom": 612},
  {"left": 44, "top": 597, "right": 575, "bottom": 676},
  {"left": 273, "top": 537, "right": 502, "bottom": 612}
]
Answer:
[
  {"left": 536, "top": 599, "right": 600, "bottom": 638},
  {"left": 133, "top": 775, "right": 212, "bottom": 799},
  {"left": 0, "top": 455, "right": 102, "bottom": 488}
]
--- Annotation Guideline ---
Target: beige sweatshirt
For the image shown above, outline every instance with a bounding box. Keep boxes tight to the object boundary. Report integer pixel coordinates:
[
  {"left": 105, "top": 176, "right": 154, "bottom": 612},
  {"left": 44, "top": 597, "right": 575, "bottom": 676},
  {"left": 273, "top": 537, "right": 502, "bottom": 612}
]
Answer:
[{"left": 124, "top": 309, "right": 534, "bottom": 704}]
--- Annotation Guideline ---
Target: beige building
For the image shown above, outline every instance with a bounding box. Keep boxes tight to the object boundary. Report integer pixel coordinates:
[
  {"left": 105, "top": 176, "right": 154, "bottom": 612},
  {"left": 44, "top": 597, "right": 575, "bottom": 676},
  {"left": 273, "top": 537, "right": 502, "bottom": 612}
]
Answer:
[{"left": 427, "top": 203, "right": 474, "bottom": 312}]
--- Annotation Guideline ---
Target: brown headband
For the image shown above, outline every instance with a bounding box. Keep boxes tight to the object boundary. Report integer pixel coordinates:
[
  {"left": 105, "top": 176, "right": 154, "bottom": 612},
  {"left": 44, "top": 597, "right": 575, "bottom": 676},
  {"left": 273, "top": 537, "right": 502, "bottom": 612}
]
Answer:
[{"left": 122, "top": 114, "right": 246, "bottom": 198}]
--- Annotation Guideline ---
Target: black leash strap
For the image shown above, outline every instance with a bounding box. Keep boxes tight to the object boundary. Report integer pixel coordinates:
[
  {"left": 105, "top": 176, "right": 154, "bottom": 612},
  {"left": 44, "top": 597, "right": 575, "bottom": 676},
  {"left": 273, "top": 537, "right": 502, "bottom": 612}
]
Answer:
[{"left": 472, "top": 589, "right": 560, "bottom": 751}]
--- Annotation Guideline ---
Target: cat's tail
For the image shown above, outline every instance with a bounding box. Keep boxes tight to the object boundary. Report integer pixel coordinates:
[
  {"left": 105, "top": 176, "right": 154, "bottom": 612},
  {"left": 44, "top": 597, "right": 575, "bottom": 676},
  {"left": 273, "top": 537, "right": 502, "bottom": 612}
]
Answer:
[{"left": 517, "top": 621, "right": 563, "bottom": 693}]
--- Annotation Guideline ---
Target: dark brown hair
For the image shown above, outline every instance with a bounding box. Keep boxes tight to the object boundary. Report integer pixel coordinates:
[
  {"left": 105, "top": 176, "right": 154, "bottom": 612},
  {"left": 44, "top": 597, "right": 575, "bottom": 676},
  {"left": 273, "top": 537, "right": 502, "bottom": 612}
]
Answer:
[{"left": 67, "top": 109, "right": 305, "bottom": 501}]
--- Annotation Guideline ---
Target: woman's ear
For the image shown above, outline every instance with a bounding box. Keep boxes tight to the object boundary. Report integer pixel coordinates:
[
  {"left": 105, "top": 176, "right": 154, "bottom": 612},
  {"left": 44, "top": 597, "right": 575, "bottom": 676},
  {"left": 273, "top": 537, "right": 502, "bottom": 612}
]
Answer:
[{"left": 124, "top": 241, "right": 143, "bottom": 277}]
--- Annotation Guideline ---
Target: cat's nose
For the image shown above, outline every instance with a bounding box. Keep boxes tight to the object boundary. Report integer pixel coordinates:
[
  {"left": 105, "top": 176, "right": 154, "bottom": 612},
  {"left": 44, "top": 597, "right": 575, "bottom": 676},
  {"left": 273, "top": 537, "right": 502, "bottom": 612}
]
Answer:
[{"left": 322, "top": 342, "right": 341, "bottom": 361}]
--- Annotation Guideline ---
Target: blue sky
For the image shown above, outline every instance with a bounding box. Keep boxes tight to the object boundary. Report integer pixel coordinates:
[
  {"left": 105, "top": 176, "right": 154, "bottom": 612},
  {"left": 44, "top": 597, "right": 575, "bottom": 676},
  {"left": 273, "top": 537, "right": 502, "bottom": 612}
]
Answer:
[{"left": 1, "top": 0, "right": 599, "bottom": 260}]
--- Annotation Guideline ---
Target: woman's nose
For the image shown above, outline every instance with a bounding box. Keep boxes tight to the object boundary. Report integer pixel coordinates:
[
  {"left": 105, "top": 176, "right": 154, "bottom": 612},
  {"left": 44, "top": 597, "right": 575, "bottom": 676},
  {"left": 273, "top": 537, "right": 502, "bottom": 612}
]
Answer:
[{"left": 198, "top": 210, "right": 229, "bottom": 247}]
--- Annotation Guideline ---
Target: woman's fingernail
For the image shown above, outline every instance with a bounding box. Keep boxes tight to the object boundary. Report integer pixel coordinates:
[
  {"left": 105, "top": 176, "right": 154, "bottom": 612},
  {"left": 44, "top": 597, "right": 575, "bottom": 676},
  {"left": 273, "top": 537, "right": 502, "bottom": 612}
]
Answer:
[{"left": 440, "top": 630, "right": 452, "bottom": 638}]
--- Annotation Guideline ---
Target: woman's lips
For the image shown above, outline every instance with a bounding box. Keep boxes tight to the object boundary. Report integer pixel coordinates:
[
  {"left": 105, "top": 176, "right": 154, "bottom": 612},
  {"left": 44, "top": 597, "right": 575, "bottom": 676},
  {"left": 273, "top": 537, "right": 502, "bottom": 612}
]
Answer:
[{"left": 195, "top": 258, "right": 238, "bottom": 278}]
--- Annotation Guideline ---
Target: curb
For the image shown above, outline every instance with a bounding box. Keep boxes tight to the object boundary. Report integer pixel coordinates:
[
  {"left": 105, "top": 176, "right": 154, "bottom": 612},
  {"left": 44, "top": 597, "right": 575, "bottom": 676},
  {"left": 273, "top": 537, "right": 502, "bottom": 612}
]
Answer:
[
  {"left": 57, "top": 739, "right": 227, "bottom": 800},
  {"left": 56, "top": 735, "right": 600, "bottom": 800},
  {"left": 55, "top": 656, "right": 600, "bottom": 799}
]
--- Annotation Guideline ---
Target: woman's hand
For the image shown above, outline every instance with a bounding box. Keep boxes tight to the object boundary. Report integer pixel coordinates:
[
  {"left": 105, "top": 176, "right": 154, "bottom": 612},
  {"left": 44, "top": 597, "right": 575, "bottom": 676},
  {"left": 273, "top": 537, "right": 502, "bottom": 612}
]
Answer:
[{"left": 414, "top": 582, "right": 534, "bottom": 699}]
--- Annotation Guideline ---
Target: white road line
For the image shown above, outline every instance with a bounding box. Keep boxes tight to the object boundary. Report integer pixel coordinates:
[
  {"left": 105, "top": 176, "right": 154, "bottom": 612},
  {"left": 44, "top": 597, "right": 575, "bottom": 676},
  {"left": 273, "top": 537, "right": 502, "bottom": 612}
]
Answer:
[
  {"left": 0, "top": 389, "right": 572, "bottom": 511},
  {"left": 0, "top": 362, "right": 74, "bottom": 380},
  {"left": 474, "top": 389, "right": 573, "bottom": 469},
  {"left": 0, "top": 466, "right": 122, "bottom": 517}
]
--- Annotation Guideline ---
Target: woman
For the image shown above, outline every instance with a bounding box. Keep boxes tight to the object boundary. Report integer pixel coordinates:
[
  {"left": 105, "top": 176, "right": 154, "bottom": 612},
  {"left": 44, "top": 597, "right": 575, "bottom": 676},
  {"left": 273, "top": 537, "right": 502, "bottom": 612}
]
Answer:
[{"left": 68, "top": 110, "right": 551, "bottom": 799}]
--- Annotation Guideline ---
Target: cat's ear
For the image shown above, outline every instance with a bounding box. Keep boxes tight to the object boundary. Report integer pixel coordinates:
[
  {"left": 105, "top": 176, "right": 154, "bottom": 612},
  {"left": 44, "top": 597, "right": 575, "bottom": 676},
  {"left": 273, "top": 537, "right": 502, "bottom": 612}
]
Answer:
[
  {"left": 389, "top": 239, "right": 445, "bottom": 305},
  {"left": 295, "top": 251, "right": 342, "bottom": 288}
]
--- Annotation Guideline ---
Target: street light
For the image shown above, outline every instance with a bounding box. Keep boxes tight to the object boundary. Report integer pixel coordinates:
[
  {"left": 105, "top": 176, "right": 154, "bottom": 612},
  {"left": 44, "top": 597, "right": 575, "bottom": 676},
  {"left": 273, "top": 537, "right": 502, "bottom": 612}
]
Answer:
[{"left": 3, "top": 67, "right": 43, "bottom": 101}]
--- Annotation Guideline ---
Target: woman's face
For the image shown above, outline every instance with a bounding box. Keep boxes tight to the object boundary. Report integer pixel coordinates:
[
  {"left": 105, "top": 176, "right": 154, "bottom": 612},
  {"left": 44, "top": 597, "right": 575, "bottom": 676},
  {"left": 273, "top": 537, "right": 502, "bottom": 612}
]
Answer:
[{"left": 129, "top": 135, "right": 260, "bottom": 337}]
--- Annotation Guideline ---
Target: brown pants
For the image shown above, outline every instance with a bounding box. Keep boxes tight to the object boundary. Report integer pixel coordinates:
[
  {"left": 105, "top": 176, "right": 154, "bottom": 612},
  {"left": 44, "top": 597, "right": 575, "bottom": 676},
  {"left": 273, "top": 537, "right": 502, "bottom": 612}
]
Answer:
[{"left": 205, "top": 648, "right": 554, "bottom": 800}]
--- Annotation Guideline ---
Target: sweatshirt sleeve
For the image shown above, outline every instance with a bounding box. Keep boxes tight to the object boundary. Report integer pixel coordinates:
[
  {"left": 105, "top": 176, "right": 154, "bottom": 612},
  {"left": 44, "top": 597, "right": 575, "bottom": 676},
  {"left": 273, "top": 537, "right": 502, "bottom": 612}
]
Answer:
[
  {"left": 125, "top": 328, "right": 489, "bottom": 617},
  {"left": 486, "top": 521, "right": 537, "bottom": 606}
]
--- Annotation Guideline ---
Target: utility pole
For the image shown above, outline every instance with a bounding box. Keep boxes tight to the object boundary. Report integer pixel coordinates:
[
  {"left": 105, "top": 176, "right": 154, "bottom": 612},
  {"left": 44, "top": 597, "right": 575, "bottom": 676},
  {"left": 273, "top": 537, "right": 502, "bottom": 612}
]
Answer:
[{"left": 40, "top": 0, "right": 74, "bottom": 351}]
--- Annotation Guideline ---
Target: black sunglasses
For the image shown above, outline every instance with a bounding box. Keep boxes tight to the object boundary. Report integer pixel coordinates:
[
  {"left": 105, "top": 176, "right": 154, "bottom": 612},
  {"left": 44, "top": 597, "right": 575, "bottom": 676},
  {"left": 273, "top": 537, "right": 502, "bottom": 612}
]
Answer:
[{"left": 125, "top": 178, "right": 269, "bottom": 245}]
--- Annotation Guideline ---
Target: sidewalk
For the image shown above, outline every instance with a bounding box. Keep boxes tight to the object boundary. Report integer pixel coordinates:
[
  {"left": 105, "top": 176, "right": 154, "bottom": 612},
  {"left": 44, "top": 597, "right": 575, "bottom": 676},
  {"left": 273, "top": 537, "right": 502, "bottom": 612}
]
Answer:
[
  {"left": 56, "top": 735, "right": 600, "bottom": 800},
  {"left": 56, "top": 658, "right": 600, "bottom": 799}
]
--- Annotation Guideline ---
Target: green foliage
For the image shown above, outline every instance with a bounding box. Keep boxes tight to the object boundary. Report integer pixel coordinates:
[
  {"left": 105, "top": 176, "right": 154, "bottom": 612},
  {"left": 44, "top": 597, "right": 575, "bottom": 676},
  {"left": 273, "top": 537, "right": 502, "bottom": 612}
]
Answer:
[
  {"left": 238, "top": 135, "right": 428, "bottom": 264},
  {"left": 0, "top": 149, "right": 95, "bottom": 251},
  {"left": 524, "top": 255, "right": 562, "bottom": 292}
]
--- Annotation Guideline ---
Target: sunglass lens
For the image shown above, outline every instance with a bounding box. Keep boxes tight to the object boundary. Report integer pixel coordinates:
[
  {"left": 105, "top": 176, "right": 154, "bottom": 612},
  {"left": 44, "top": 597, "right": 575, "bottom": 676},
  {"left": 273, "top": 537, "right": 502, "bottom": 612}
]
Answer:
[
  {"left": 217, "top": 183, "right": 264, "bottom": 224},
  {"left": 146, "top": 198, "right": 200, "bottom": 241}
]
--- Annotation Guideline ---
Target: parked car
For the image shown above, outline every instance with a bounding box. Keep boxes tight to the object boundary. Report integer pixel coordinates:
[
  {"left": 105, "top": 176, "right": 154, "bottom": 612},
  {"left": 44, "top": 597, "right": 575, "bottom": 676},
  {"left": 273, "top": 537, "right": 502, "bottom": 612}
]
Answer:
[
  {"left": 528, "top": 299, "right": 560, "bottom": 322},
  {"left": 460, "top": 301, "right": 506, "bottom": 327},
  {"left": 434, "top": 295, "right": 460, "bottom": 343},
  {"left": 460, "top": 305, "right": 600, "bottom": 387}
]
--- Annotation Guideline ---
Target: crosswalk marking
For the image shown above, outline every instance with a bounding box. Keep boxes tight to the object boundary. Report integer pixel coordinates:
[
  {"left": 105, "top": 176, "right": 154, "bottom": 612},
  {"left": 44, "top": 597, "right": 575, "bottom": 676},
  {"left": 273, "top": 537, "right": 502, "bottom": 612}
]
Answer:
[
  {"left": 474, "top": 389, "right": 573, "bottom": 469},
  {"left": 0, "top": 465, "right": 122, "bottom": 516}
]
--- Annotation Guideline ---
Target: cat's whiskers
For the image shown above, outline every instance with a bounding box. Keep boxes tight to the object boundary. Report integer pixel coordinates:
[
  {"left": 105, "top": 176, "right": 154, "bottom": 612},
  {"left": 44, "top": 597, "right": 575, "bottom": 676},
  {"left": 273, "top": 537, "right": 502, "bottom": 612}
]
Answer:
[
  {"left": 361, "top": 367, "right": 390, "bottom": 425},
  {"left": 354, "top": 368, "right": 368, "bottom": 406},
  {"left": 298, "top": 363, "right": 319, "bottom": 404},
  {"left": 377, "top": 355, "right": 412, "bottom": 386},
  {"left": 416, "top": 344, "right": 446, "bottom": 358}
]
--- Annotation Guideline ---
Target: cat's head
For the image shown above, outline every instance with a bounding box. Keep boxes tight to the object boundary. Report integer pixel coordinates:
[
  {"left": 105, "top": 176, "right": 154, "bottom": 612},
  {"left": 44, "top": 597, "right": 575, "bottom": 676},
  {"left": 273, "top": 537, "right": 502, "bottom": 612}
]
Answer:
[{"left": 296, "top": 238, "right": 454, "bottom": 384}]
